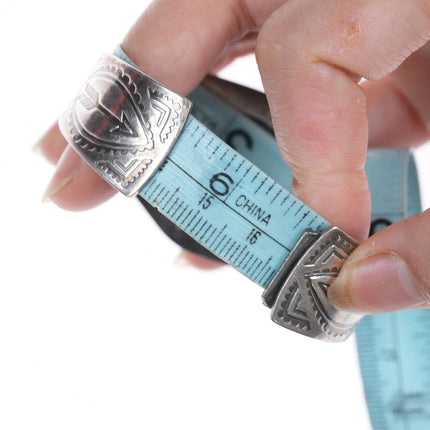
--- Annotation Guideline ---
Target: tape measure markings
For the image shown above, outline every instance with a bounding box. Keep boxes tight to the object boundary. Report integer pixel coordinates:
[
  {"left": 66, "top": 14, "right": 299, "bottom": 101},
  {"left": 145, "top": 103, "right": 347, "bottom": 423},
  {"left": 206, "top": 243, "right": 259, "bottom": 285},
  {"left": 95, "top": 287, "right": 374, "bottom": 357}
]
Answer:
[
  {"left": 162, "top": 155, "right": 289, "bottom": 251},
  {"left": 140, "top": 115, "right": 329, "bottom": 286},
  {"left": 142, "top": 173, "right": 280, "bottom": 286},
  {"left": 73, "top": 48, "right": 430, "bottom": 430},
  {"left": 357, "top": 311, "right": 430, "bottom": 429},
  {"left": 186, "top": 82, "right": 430, "bottom": 430}
]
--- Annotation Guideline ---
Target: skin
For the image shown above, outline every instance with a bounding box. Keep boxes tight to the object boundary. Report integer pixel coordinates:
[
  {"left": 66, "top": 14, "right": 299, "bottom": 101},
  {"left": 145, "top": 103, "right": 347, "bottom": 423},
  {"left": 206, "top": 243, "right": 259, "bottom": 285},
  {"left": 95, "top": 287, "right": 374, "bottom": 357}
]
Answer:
[{"left": 37, "top": 0, "right": 430, "bottom": 314}]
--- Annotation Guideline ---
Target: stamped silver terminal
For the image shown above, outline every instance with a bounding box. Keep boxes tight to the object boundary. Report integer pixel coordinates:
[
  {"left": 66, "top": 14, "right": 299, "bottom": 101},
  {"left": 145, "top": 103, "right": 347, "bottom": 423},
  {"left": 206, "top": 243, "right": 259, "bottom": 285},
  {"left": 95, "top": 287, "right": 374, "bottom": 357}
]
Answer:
[
  {"left": 59, "top": 54, "right": 192, "bottom": 196},
  {"left": 262, "top": 226, "right": 362, "bottom": 342}
]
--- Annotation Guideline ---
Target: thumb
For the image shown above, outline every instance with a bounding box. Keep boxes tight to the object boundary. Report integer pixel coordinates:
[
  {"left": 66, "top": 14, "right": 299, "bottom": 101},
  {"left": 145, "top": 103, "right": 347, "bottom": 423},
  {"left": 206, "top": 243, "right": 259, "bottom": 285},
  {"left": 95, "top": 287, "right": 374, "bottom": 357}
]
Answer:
[{"left": 328, "top": 210, "right": 430, "bottom": 314}]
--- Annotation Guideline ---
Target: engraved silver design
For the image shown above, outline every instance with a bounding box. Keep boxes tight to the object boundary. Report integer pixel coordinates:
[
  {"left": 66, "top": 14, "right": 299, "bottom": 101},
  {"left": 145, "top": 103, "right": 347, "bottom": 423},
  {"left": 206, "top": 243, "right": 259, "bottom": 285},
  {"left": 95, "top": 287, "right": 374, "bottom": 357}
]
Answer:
[
  {"left": 262, "top": 226, "right": 362, "bottom": 342},
  {"left": 59, "top": 55, "right": 192, "bottom": 196}
]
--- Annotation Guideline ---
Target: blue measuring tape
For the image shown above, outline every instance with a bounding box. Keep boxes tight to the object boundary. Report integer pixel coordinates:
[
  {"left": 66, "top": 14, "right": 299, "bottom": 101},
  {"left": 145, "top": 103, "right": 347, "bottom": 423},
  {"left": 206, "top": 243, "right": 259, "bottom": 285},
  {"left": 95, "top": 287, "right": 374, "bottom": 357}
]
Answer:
[
  {"left": 356, "top": 153, "right": 430, "bottom": 429},
  {"left": 190, "top": 83, "right": 430, "bottom": 430},
  {"left": 59, "top": 48, "right": 430, "bottom": 430}
]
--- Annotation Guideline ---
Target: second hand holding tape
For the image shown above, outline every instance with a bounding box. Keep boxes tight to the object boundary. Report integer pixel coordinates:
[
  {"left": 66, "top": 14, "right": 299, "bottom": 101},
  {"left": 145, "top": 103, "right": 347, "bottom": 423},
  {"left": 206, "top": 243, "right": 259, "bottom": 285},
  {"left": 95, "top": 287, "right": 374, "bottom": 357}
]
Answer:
[
  {"left": 59, "top": 49, "right": 417, "bottom": 343},
  {"left": 60, "top": 50, "right": 363, "bottom": 341},
  {"left": 57, "top": 47, "right": 430, "bottom": 430}
]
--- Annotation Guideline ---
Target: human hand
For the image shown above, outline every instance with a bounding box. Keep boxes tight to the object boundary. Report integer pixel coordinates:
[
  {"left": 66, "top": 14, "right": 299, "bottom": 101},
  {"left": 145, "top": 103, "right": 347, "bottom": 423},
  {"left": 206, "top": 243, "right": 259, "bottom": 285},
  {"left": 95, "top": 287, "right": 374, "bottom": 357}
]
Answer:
[{"left": 37, "top": 0, "right": 430, "bottom": 314}]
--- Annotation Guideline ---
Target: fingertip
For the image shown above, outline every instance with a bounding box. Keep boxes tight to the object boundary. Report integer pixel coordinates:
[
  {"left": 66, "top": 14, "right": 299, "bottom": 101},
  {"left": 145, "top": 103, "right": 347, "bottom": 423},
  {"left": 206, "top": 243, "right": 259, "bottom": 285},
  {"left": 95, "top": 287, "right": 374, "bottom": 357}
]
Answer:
[
  {"left": 328, "top": 212, "right": 430, "bottom": 313},
  {"left": 175, "top": 250, "right": 224, "bottom": 270},
  {"left": 329, "top": 252, "right": 426, "bottom": 314}
]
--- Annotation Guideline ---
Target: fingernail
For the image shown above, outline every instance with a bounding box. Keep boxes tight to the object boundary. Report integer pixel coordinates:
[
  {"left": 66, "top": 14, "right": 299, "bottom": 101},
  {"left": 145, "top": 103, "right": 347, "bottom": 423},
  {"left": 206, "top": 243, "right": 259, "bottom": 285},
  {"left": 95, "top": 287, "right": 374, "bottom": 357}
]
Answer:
[
  {"left": 42, "top": 148, "right": 80, "bottom": 203},
  {"left": 328, "top": 253, "right": 426, "bottom": 314}
]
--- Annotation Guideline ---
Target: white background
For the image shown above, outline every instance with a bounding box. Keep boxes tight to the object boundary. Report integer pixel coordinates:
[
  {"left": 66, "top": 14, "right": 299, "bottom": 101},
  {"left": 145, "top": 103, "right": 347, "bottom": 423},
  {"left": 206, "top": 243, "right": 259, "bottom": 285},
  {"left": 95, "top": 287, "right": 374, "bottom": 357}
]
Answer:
[{"left": 1, "top": 1, "right": 430, "bottom": 429}]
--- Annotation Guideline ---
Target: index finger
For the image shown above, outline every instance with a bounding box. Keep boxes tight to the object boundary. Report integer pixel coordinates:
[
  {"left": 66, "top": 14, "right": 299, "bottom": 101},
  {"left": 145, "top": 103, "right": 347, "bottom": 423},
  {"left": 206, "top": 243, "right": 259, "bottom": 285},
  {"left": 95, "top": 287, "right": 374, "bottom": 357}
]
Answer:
[
  {"left": 256, "top": 0, "right": 430, "bottom": 241},
  {"left": 42, "top": 0, "right": 284, "bottom": 210}
]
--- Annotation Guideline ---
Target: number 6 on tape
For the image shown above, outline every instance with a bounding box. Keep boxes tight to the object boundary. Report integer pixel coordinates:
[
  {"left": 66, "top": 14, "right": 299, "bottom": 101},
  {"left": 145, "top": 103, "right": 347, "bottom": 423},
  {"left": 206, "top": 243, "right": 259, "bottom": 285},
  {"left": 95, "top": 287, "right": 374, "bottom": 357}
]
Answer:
[{"left": 60, "top": 51, "right": 365, "bottom": 342}]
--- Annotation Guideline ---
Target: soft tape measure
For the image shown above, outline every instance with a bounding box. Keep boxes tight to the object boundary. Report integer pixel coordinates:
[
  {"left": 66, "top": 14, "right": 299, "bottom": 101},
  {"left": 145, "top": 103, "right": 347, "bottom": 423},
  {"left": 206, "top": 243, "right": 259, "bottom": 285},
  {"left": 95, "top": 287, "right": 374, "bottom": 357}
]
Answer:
[
  {"left": 189, "top": 80, "right": 430, "bottom": 430},
  {"left": 356, "top": 129, "right": 430, "bottom": 429},
  {"left": 59, "top": 48, "right": 430, "bottom": 430}
]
